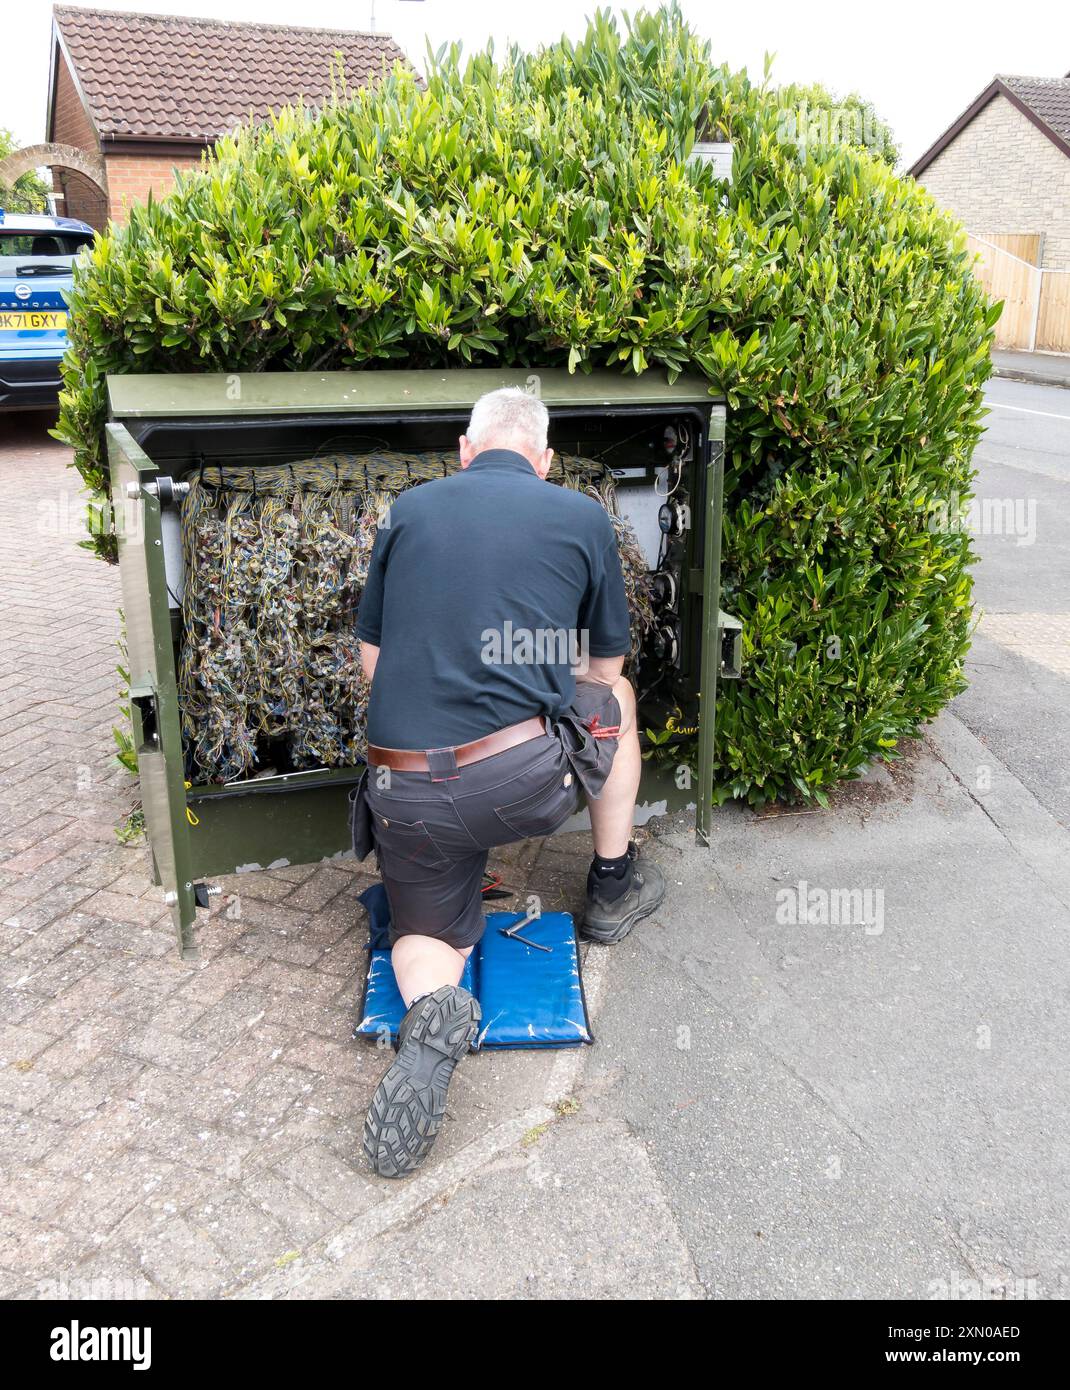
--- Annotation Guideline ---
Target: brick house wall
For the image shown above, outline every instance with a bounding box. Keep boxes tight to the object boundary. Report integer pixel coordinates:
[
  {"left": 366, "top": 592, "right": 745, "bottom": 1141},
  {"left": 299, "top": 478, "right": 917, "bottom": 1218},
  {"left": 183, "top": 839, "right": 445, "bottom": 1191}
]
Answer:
[
  {"left": 103, "top": 152, "right": 203, "bottom": 225},
  {"left": 917, "top": 93, "right": 1070, "bottom": 270},
  {"left": 49, "top": 50, "right": 108, "bottom": 228}
]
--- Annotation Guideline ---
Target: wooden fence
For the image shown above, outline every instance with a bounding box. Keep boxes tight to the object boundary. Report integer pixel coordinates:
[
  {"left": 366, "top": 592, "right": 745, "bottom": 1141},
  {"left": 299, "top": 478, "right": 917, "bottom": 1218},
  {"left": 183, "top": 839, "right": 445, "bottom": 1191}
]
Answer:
[{"left": 966, "top": 233, "right": 1070, "bottom": 353}]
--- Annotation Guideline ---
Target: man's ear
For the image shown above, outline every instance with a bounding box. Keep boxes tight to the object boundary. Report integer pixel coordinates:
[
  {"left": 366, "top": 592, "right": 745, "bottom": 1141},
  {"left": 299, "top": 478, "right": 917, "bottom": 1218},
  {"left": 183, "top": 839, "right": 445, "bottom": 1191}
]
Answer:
[
  {"left": 534, "top": 447, "right": 554, "bottom": 480},
  {"left": 459, "top": 434, "right": 476, "bottom": 469}
]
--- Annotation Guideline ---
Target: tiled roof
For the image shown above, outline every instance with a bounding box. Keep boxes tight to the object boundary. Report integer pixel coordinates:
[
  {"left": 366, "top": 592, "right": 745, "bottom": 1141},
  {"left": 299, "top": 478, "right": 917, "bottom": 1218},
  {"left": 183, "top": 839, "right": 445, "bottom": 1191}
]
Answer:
[
  {"left": 999, "top": 74, "right": 1070, "bottom": 146},
  {"left": 53, "top": 5, "right": 408, "bottom": 142},
  {"left": 910, "top": 70, "right": 1070, "bottom": 177}
]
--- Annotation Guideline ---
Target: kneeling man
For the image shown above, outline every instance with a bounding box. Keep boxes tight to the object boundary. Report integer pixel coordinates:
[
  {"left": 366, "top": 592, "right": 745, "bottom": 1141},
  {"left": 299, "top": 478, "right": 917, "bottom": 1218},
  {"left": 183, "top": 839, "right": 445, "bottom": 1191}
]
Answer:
[{"left": 356, "top": 387, "right": 665, "bottom": 1178}]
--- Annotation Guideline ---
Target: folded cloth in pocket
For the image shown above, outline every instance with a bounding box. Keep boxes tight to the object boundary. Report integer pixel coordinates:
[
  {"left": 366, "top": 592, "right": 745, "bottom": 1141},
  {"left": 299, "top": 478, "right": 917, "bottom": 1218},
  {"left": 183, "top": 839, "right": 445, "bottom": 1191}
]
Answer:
[
  {"left": 550, "top": 681, "right": 622, "bottom": 799},
  {"left": 348, "top": 766, "right": 374, "bottom": 861}
]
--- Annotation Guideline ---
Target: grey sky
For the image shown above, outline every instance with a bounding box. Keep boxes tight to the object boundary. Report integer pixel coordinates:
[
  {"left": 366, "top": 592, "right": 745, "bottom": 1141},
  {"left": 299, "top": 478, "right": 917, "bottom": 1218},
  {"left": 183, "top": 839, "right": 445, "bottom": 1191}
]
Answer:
[{"left": 3, "top": 0, "right": 1069, "bottom": 171}]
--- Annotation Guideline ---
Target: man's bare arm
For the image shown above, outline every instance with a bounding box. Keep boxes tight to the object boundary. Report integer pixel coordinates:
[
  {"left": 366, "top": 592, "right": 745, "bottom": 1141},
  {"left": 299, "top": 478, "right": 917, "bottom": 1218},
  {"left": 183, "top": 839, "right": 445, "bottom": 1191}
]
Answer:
[
  {"left": 361, "top": 641, "right": 380, "bottom": 683},
  {"left": 577, "top": 654, "right": 625, "bottom": 687}
]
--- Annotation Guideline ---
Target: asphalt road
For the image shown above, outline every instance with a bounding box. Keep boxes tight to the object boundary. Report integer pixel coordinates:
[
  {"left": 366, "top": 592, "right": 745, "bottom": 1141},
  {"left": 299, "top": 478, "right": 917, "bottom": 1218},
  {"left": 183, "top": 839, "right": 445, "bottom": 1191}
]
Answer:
[
  {"left": 955, "top": 378, "right": 1070, "bottom": 826},
  {"left": 580, "top": 377, "right": 1070, "bottom": 1299}
]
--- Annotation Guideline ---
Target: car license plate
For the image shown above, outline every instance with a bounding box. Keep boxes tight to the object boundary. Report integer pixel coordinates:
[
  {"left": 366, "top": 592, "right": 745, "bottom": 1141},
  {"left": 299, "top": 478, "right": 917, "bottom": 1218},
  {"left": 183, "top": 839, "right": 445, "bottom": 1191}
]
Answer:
[{"left": 0, "top": 310, "right": 68, "bottom": 329}]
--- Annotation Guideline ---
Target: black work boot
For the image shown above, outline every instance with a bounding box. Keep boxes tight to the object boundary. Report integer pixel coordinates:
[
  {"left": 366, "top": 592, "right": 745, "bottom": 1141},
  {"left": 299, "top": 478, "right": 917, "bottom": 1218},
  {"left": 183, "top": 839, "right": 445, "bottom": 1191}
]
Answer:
[
  {"left": 363, "top": 984, "right": 481, "bottom": 1179},
  {"left": 580, "top": 841, "right": 666, "bottom": 945}
]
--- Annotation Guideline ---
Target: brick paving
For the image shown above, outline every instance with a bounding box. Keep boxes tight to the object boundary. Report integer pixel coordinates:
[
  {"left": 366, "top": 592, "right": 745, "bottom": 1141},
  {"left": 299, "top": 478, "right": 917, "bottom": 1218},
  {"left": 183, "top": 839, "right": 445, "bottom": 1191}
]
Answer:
[{"left": 0, "top": 417, "right": 594, "bottom": 1299}]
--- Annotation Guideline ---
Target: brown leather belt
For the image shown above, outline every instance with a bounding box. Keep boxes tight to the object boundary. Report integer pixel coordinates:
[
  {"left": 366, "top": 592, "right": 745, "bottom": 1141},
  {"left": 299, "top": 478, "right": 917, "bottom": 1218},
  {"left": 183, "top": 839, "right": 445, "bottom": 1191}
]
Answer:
[{"left": 367, "top": 716, "right": 548, "bottom": 772}]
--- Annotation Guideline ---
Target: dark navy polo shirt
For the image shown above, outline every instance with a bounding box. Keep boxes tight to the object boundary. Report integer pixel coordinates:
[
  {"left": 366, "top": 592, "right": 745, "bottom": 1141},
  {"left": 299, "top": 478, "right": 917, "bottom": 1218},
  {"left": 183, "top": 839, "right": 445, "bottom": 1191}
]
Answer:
[{"left": 355, "top": 448, "right": 631, "bottom": 750}]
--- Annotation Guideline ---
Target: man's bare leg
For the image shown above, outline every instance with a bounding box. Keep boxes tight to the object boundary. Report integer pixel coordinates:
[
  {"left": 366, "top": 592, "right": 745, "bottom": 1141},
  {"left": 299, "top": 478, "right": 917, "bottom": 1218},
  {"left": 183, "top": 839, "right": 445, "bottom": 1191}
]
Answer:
[
  {"left": 579, "top": 674, "right": 666, "bottom": 942},
  {"left": 583, "top": 674, "right": 641, "bottom": 856},
  {"left": 392, "top": 937, "right": 474, "bottom": 1008}
]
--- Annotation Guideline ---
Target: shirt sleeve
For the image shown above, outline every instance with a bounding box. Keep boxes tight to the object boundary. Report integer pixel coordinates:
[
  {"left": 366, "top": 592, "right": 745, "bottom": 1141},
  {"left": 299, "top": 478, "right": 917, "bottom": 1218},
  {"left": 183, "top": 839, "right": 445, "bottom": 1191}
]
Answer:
[
  {"left": 355, "top": 525, "right": 388, "bottom": 644},
  {"left": 580, "top": 535, "right": 632, "bottom": 658}
]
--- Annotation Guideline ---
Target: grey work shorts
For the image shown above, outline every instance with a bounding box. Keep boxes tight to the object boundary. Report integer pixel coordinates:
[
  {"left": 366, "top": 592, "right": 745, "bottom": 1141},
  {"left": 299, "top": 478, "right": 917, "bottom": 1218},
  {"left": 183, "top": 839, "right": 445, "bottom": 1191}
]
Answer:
[{"left": 364, "top": 682, "right": 622, "bottom": 950}]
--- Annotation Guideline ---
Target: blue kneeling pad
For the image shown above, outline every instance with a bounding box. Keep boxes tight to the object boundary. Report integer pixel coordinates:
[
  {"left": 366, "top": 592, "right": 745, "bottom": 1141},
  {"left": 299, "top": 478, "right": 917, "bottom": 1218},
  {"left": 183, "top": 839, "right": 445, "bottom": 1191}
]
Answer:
[{"left": 354, "top": 884, "right": 594, "bottom": 1050}]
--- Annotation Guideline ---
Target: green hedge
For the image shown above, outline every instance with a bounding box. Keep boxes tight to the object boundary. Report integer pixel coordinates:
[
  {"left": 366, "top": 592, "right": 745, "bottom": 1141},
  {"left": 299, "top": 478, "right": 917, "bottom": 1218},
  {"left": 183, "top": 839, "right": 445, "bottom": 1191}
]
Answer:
[{"left": 55, "top": 4, "right": 997, "bottom": 806}]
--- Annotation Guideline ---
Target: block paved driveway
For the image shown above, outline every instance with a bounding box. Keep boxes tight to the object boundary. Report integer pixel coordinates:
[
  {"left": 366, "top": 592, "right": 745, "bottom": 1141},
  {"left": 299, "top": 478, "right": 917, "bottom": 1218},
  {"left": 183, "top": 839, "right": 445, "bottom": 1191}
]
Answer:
[{"left": 0, "top": 416, "right": 605, "bottom": 1299}]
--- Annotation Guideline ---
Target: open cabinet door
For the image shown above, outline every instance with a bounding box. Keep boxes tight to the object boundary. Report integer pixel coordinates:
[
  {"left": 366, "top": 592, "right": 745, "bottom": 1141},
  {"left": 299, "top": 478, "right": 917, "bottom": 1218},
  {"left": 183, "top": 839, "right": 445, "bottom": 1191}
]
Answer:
[
  {"left": 107, "top": 423, "right": 199, "bottom": 957},
  {"left": 696, "top": 418, "right": 726, "bottom": 848}
]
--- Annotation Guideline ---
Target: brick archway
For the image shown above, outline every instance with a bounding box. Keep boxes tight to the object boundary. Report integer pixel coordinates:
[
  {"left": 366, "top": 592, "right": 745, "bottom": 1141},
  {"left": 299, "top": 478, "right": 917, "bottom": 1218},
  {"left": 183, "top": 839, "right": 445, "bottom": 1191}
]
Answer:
[
  {"left": 0, "top": 142, "right": 108, "bottom": 228},
  {"left": 0, "top": 141, "right": 106, "bottom": 191}
]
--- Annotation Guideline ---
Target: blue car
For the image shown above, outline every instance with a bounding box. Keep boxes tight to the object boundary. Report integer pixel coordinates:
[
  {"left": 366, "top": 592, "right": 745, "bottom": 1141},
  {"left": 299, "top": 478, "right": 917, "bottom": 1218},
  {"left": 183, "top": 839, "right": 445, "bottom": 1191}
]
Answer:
[{"left": 0, "top": 209, "right": 95, "bottom": 411}]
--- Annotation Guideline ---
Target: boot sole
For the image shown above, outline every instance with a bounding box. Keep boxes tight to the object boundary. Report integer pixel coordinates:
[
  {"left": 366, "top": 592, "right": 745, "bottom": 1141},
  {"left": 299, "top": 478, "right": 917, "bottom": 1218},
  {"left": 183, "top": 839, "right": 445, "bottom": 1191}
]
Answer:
[
  {"left": 580, "top": 877, "right": 667, "bottom": 945},
  {"left": 363, "top": 986, "right": 481, "bottom": 1179}
]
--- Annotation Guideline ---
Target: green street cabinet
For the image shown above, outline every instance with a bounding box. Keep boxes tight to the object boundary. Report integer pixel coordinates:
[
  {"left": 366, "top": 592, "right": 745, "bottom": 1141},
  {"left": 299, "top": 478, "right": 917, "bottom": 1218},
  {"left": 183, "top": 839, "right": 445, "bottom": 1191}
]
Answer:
[{"left": 106, "top": 368, "right": 739, "bottom": 957}]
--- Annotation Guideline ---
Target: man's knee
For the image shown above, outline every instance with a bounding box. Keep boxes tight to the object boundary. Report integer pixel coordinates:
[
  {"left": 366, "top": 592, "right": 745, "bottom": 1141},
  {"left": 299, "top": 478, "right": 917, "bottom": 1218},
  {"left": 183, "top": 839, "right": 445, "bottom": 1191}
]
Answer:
[{"left": 611, "top": 675, "right": 636, "bottom": 734}]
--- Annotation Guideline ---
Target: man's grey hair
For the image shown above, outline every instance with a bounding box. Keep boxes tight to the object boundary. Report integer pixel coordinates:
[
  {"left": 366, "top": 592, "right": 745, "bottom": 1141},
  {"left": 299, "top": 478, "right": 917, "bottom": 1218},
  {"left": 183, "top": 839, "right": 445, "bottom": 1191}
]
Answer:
[{"left": 466, "top": 387, "right": 549, "bottom": 456}]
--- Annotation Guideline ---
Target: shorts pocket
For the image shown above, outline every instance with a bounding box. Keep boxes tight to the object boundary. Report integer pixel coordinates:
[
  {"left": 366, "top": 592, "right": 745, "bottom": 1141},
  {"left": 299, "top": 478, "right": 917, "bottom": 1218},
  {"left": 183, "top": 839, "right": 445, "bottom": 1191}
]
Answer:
[
  {"left": 494, "top": 767, "right": 580, "bottom": 841},
  {"left": 371, "top": 810, "right": 450, "bottom": 875}
]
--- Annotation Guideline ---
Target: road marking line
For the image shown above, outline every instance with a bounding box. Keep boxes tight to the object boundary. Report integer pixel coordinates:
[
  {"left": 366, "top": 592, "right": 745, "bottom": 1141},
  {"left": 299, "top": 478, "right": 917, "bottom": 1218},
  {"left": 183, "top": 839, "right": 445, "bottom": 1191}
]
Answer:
[{"left": 987, "top": 401, "right": 1070, "bottom": 422}]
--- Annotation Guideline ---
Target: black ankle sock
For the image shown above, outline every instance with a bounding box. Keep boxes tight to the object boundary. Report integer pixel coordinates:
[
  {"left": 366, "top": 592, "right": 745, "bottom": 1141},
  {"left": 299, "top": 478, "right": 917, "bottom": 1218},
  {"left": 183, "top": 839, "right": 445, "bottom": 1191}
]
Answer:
[
  {"left": 592, "top": 851, "right": 631, "bottom": 879},
  {"left": 588, "top": 851, "right": 632, "bottom": 903}
]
